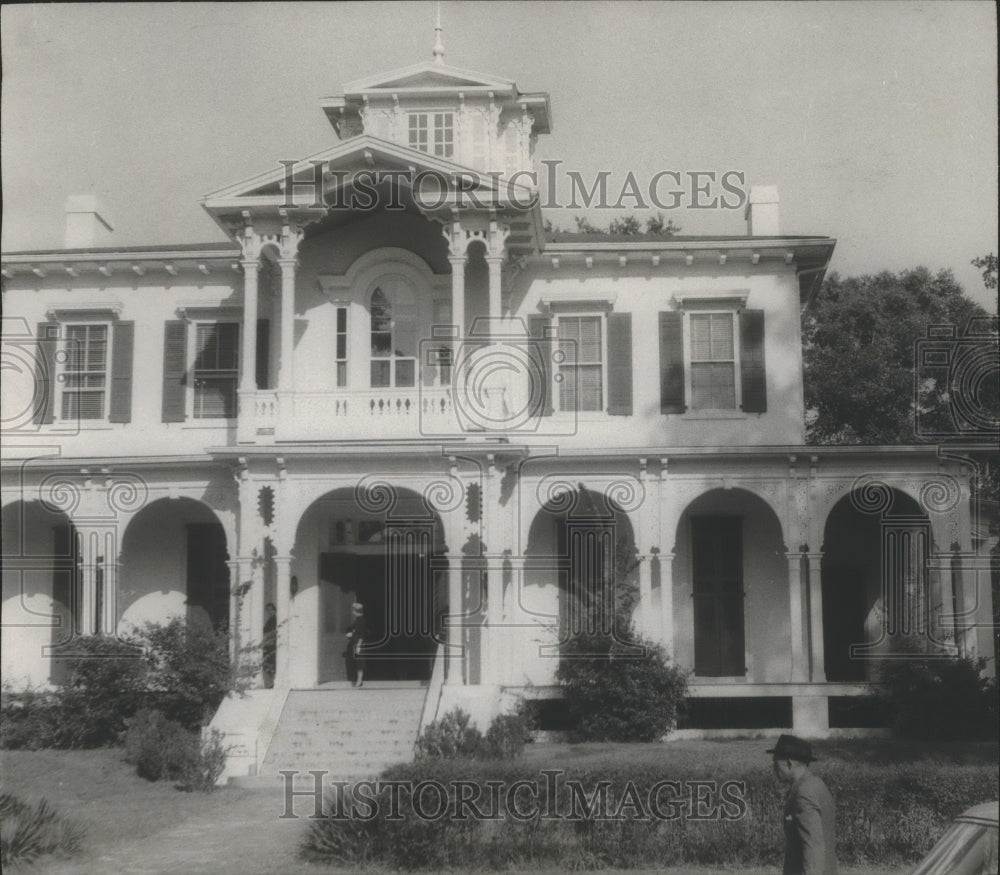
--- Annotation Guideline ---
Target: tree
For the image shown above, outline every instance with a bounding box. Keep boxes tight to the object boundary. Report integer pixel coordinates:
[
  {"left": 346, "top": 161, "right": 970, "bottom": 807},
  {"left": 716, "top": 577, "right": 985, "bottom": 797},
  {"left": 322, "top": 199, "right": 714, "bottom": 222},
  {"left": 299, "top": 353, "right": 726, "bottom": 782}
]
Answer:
[
  {"left": 544, "top": 213, "right": 681, "bottom": 237},
  {"left": 803, "top": 266, "right": 993, "bottom": 445},
  {"left": 971, "top": 253, "right": 998, "bottom": 290}
]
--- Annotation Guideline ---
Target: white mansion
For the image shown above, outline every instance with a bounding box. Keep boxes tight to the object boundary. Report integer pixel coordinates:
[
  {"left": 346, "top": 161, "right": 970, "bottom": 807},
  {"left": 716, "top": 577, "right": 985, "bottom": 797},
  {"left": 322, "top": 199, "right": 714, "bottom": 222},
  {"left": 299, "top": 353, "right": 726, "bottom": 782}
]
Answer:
[{"left": 2, "top": 42, "right": 991, "bottom": 780}]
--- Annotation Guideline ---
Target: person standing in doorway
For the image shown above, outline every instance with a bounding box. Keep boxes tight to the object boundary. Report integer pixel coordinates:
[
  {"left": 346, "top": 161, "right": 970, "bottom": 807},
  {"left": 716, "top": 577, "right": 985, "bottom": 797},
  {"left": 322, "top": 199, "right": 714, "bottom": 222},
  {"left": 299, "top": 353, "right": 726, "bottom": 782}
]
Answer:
[
  {"left": 769, "top": 734, "right": 838, "bottom": 875},
  {"left": 344, "top": 602, "right": 367, "bottom": 688}
]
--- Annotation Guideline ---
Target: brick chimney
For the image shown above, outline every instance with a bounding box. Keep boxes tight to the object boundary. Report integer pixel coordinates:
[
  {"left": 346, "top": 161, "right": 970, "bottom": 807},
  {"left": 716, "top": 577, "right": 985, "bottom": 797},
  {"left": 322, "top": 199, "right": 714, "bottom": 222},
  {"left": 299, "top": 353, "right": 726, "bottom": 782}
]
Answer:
[
  {"left": 744, "top": 186, "right": 780, "bottom": 237},
  {"left": 64, "top": 195, "right": 113, "bottom": 249}
]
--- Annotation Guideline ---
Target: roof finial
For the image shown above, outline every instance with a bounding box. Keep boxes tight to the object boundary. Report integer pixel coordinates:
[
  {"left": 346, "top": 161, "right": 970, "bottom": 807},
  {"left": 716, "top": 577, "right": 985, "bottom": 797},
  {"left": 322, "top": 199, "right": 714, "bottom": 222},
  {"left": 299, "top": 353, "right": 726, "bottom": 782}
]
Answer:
[{"left": 432, "top": 1, "right": 445, "bottom": 65}]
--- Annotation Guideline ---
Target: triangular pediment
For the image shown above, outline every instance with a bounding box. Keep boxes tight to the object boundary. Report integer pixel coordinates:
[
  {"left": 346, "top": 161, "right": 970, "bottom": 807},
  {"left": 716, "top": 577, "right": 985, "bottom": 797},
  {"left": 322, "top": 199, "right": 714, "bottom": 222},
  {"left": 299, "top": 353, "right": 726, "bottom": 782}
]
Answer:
[
  {"left": 201, "top": 135, "right": 529, "bottom": 204},
  {"left": 342, "top": 61, "right": 515, "bottom": 95}
]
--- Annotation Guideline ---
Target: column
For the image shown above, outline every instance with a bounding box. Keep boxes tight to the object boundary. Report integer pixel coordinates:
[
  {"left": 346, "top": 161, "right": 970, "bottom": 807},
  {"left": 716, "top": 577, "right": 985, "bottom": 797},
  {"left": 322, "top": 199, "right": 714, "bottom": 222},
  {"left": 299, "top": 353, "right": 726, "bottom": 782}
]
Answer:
[
  {"left": 484, "top": 458, "right": 503, "bottom": 684},
  {"left": 446, "top": 552, "right": 464, "bottom": 685},
  {"left": 786, "top": 552, "right": 807, "bottom": 682},
  {"left": 274, "top": 555, "right": 292, "bottom": 687},
  {"left": 239, "top": 256, "right": 259, "bottom": 394},
  {"left": 76, "top": 528, "right": 97, "bottom": 636},
  {"left": 659, "top": 552, "right": 674, "bottom": 658},
  {"left": 449, "top": 254, "right": 466, "bottom": 344},
  {"left": 806, "top": 553, "right": 826, "bottom": 682},
  {"left": 277, "top": 259, "right": 296, "bottom": 393},
  {"left": 225, "top": 558, "right": 244, "bottom": 663},
  {"left": 637, "top": 554, "right": 652, "bottom": 639},
  {"left": 486, "top": 255, "right": 503, "bottom": 324}
]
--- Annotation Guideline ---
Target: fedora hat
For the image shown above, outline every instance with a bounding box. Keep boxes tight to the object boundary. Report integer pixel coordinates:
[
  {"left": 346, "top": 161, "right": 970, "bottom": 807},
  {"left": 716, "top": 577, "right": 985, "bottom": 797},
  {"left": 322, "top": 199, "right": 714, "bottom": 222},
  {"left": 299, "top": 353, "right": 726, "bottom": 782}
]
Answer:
[{"left": 766, "top": 734, "right": 816, "bottom": 763}]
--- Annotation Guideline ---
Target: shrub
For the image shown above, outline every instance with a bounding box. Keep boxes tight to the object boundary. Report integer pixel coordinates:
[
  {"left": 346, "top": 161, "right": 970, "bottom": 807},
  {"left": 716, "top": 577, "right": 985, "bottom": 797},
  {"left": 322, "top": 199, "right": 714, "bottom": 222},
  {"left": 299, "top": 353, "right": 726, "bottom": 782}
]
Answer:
[
  {"left": 301, "top": 757, "right": 999, "bottom": 870},
  {"left": 176, "top": 729, "right": 230, "bottom": 792},
  {"left": 0, "top": 686, "right": 65, "bottom": 750},
  {"left": 124, "top": 708, "right": 197, "bottom": 782},
  {"left": 0, "top": 793, "right": 84, "bottom": 868},
  {"left": 875, "top": 651, "right": 999, "bottom": 740},
  {"left": 53, "top": 633, "right": 148, "bottom": 747},
  {"left": 414, "top": 707, "right": 484, "bottom": 760},
  {"left": 140, "top": 615, "right": 241, "bottom": 729},
  {"left": 557, "top": 626, "right": 689, "bottom": 742},
  {"left": 482, "top": 701, "right": 535, "bottom": 759}
]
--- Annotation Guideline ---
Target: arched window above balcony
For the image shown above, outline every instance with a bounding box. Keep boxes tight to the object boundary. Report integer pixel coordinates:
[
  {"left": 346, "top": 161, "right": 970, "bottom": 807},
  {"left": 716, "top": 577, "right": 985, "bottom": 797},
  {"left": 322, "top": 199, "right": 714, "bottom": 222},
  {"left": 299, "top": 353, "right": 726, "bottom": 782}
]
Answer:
[{"left": 370, "top": 276, "right": 417, "bottom": 388}]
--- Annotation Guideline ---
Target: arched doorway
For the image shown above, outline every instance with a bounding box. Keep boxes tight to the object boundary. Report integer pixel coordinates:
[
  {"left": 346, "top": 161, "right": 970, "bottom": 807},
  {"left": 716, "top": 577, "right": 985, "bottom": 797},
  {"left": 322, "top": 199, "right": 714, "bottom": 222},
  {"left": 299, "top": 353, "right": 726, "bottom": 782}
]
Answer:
[
  {"left": 119, "top": 498, "right": 230, "bottom": 632},
  {"left": 1, "top": 500, "right": 78, "bottom": 685},
  {"left": 295, "top": 486, "right": 448, "bottom": 684},
  {"left": 673, "top": 489, "right": 786, "bottom": 680},
  {"left": 524, "top": 485, "right": 638, "bottom": 667},
  {"left": 821, "top": 488, "right": 934, "bottom": 682}
]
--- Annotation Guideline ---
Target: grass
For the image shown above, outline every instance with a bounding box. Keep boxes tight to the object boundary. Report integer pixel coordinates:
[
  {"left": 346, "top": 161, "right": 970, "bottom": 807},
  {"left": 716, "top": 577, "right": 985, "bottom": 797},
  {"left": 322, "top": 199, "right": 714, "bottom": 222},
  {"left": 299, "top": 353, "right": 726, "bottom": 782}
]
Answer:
[{"left": 2, "top": 739, "right": 994, "bottom": 873}]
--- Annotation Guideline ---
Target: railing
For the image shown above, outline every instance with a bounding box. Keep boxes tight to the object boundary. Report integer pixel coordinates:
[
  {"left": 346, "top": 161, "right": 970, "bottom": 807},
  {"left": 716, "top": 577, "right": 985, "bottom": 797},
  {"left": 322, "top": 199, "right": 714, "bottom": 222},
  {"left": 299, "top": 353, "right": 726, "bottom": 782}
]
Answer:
[{"left": 240, "top": 387, "right": 459, "bottom": 442}]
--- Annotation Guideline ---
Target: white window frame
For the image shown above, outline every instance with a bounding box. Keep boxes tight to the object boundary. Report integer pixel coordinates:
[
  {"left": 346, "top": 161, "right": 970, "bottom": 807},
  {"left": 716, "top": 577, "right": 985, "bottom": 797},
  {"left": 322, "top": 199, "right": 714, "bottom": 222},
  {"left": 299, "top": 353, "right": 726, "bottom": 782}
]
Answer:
[
  {"left": 188, "top": 320, "right": 240, "bottom": 420},
  {"left": 683, "top": 309, "right": 742, "bottom": 413},
  {"left": 59, "top": 321, "right": 112, "bottom": 422},
  {"left": 334, "top": 305, "right": 349, "bottom": 388},
  {"left": 369, "top": 282, "right": 418, "bottom": 389},
  {"left": 408, "top": 111, "right": 455, "bottom": 158},
  {"left": 552, "top": 311, "right": 608, "bottom": 415}
]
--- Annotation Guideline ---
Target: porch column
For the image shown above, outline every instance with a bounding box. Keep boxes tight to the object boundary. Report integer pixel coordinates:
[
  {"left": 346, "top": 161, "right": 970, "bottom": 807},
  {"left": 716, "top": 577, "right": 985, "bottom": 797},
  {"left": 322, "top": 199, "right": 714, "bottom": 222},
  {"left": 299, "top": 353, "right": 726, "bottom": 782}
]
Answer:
[
  {"left": 446, "top": 551, "right": 464, "bottom": 684},
  {"left": 76, "top": 528, "right": 97, "bottom": 636},
  {"left": 449, "top": 254, "right": 466, "bottom": 343},
  {"left": 806, "top": 552, "right": 826, "bottom": 682},
  {"left": 274, "top": 555, "right": 292, "bottom": 687},
  {"left": 239, "top": 254, "right": 259, "bottom": 395},
  {"left": 637, "top": 554, "right": 652, "bottom": 639},
  {"left": 102, "top": 558, "right": 119, "bottom": 636},
  {"left": 277, "top": 259, "right": 296, "bottom": 393},
  {"left": 659, "top": 551, "right": 674, "bottom": 658},
  {"left": 486, "top": 254, "right": 503, "bottom": 324},
  {"left": 225, "top": 558, "right": 245, "bottom": 663},
  {"left": 786, "top": 552, "right": 807, "bottom": 682}
]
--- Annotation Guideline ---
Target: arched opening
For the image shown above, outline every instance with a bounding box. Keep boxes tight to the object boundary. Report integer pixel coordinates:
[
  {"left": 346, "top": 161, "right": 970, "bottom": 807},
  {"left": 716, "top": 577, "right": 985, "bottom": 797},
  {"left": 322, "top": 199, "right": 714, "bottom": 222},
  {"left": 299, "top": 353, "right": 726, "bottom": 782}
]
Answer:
[
  {"left": 673, "top": 489, "right": 786, "bottom": 680},
  {"left": 1, "top": 501, "right": 78, "bottom": 686},
  {"left": 821, "top": 488, "right": 933, "bottom": 682},
  {"left": 119, "top": 498, "right": 230, "bottom": 633},
  {"left": 295, "top": 485, "right": 448, "bottom": 684},
  {"left": 524, "top": 485, "right": 637, "bottom": 675}
]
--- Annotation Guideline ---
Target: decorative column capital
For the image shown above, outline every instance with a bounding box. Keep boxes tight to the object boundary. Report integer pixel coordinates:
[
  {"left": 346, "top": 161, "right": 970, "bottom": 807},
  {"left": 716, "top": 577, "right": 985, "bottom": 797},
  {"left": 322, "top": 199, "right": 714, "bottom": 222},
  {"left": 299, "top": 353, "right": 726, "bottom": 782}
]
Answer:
[
  {"left": 443, "top": 220, "right": 469, "bottom": 258},
  {"left": 278, "top": 221, "right": 304, "bottom": 261},
  {"left": 486, "top": 220, "right": 510, "bottom": 259}
]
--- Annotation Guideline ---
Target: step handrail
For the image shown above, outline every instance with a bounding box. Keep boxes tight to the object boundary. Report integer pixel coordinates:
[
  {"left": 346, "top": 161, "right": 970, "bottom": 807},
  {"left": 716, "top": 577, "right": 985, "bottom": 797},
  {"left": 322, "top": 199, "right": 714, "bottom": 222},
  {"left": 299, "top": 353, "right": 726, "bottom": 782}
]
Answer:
[{"left": 417, "top": 641, "right": 446, "bottom": 742}]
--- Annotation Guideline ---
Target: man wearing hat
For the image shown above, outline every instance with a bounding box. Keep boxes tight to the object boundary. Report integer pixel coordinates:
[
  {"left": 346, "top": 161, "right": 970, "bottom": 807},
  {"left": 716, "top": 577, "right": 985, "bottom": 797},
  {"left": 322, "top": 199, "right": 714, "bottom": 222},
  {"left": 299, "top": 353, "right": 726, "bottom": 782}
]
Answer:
[{"left": 768, "top": 734, "right": 838, "bottom": 875}]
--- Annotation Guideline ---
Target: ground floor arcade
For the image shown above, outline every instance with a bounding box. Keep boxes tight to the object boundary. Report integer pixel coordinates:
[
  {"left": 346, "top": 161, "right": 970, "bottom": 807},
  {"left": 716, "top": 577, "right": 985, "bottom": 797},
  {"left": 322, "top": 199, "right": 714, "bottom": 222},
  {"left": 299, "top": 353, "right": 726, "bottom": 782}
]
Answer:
[{"left": 1, "top": 446, "right": 992, "bottom": 738}]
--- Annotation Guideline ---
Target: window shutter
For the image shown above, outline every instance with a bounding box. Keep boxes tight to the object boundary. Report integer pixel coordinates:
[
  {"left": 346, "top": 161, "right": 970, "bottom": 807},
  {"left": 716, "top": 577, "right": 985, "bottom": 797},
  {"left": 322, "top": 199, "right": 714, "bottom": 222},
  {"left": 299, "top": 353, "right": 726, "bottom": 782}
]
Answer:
[
  {"left": 739, "top": 309, "right": 767, "bottom": 413},
  {"left": 607, "top": 312, "right": 633, "bottom": 415},
  {"left": 109, "top": 321, "right": 135, "bottom": 423},
  {"left": 659, "top": 311, "right": 685, "bottom": 413},
  {"left": 161, "top": 320, "right": 188, "bottom": 422},
  {"left": 527, "top": 314, "right": 553, "bottom": 416},
  {"left": 34, "top": 322, "right": 58, "bottom": 424},
  {"left": 256, "top": 318, "right": 269, "bottom": 390}
]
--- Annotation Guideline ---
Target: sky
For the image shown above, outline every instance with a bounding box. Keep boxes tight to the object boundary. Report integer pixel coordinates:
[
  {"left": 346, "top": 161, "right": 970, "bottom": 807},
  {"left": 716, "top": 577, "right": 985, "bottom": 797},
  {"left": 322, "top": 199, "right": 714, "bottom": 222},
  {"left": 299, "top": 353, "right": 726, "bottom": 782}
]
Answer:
[{"left": 2, "top": 1, "right": 997, "bottom": 310}]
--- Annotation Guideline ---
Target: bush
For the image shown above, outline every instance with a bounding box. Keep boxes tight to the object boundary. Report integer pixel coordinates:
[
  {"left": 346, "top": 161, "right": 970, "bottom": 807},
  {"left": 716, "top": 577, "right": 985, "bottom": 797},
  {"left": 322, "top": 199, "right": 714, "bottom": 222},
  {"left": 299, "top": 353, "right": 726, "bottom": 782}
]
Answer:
[
  {"left": 482, "top": 701, "right": 535, "bottom": 759},
  {"left": 176, "top": 729, "right": 230, "bottom": 792},
  {"left": 301, "top": 757, "right": 1000, "bottom": 870},
  {"left": 52, "top": 633, "right": 148, "bottom": 748},
  {"left": 875, "top": 651, "right": 999, "bottom": 740},
  {"left": 0, "top": 793, "right": 83, "bottom": 868},
  {"left": 414, "top": 707, "right": 484, "bottom": 760},
  {"left": 0, "top": 686, "right": 65, "bottom": 750},
  {"left": 557, "top": 626, "right": 689, "bottom": 742},
  {"left": 140, "top": 615, "right": 241, "bottom": 729},
  {"left": 124, "top": 708, "right": 197, "bottom": 782}
]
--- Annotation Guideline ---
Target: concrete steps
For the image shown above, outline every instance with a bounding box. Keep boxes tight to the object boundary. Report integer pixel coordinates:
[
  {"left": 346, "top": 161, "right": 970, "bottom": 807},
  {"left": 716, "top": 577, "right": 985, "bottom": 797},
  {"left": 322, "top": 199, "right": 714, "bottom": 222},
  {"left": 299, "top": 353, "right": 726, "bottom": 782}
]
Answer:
[{"left": 251, "top": 686, "right": 427, "bottom": 784}]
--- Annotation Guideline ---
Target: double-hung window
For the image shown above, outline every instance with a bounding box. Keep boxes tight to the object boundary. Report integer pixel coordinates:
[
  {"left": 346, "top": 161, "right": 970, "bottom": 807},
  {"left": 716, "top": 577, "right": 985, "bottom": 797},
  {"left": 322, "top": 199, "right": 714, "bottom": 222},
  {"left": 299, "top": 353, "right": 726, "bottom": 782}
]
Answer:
[
  {"left": 334, "top": 306, "right": 348, "bottom": 388},
  {"left": 192, "top": 323, "right": 239, "bottom": 418},
  {"left": 370, "top": 280, "right": 417, "bottom": 388},
  {"left": 689, "top": 312, "right": 737, "bottom": 410},
  {"left": 61, "top": 323, "right": 109, "bottom": 420},
  {"left": 556, "top": 315, "right": 604, "bottom": 412},
  {"left": 408, "top": 112, "right": 454, "bottom": 158}
]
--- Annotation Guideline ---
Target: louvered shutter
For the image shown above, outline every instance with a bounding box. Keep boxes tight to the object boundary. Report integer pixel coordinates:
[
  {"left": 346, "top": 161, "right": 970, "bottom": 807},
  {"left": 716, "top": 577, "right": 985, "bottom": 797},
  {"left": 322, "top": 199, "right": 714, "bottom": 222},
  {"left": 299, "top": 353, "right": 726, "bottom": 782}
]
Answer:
[
  {"left": 739, "top": 309, "right": 767, "bottom": 413},
  {"left": 161, "top": 320, "right": 188, "bottom": 422},
  {"left": 256, "top": 319, "right": 269, "bottom": 390},
  {"left": 659, "top": 311, "right": 685, "bottom": 413},
  {"left": 34, "top": 322, "right": 58, "bottom": 424},
  {"left": 607, "top": 313, "right": 633, "bottom": 415},
  {"left": 109, "top": 321, "right": 134, "bottom": 422},
  {"left": 527, "top": 314, "right": 553, "bottom": 416}
]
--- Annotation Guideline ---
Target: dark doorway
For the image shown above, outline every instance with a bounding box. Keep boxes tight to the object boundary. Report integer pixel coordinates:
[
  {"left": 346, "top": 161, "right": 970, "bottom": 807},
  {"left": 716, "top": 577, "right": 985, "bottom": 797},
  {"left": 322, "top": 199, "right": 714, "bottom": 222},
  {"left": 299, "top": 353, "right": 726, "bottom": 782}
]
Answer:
[
  {"left": 320, "top": 545, "right": 442, "bottom": 682},
  {"left": 822, "top": 560, "right": 868, "bottom": 681},
  {"left": 691, "top": 516, "right": 745, "bottom": 677},
  {"left": 186, "top": 523, "right": 230, "bottom": 630}
]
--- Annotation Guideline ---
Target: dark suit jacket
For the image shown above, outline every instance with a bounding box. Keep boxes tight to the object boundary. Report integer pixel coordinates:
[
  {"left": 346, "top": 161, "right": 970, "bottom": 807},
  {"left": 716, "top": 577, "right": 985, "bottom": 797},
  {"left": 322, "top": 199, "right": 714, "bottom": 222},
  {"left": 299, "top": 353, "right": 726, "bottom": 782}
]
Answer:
[{"left": 783, "top": 770, "right": 838, "bottom": 875}]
